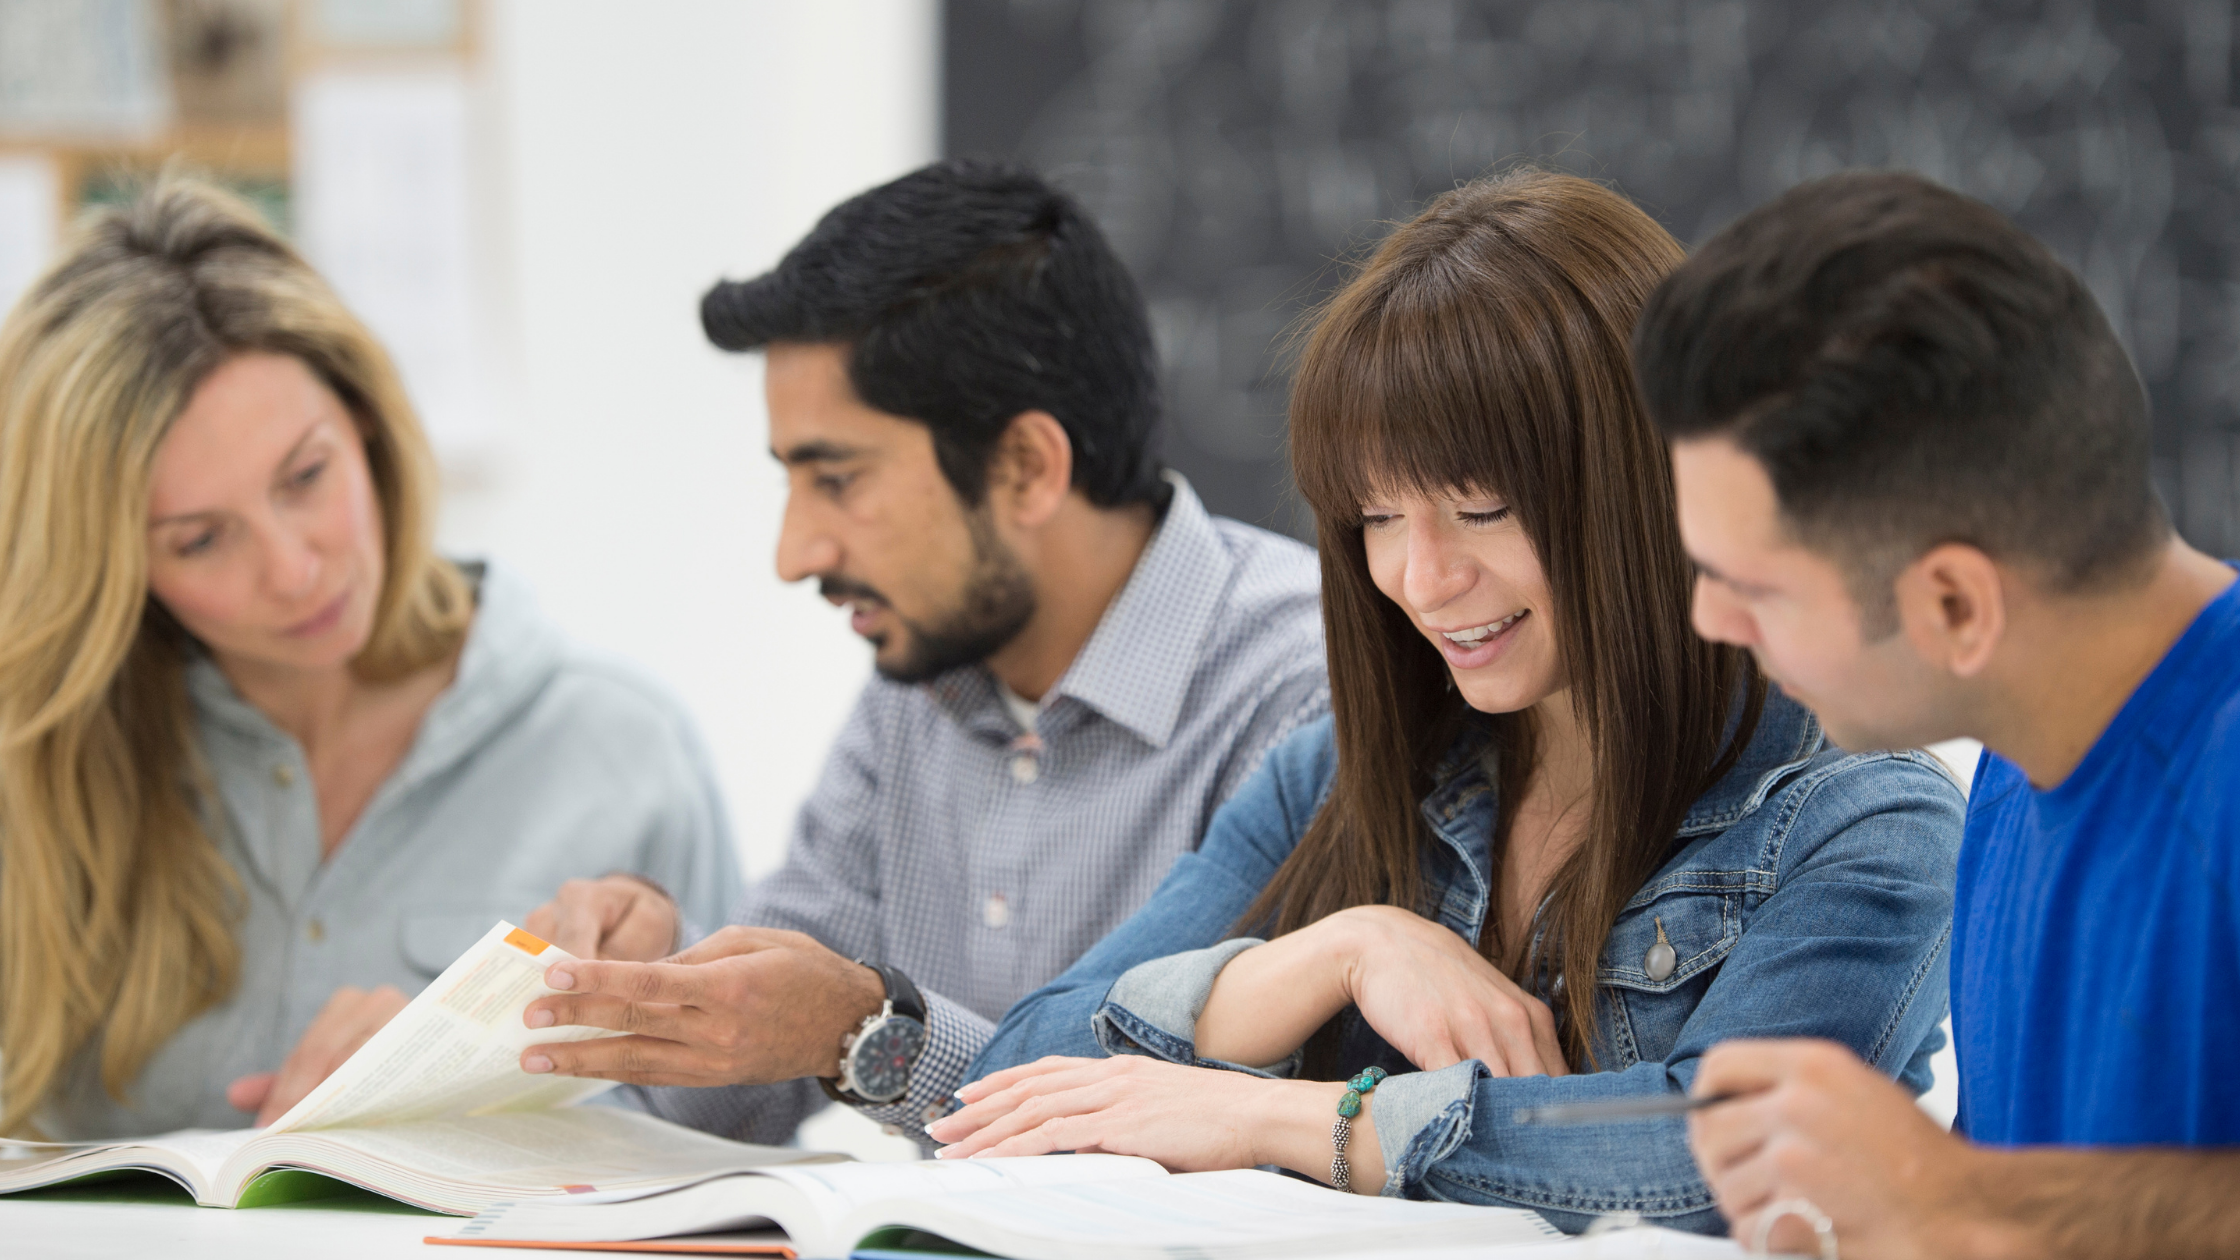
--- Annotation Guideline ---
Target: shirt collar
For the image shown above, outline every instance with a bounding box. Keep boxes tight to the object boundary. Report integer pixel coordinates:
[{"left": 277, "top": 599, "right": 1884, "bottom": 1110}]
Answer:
[
  {"left": 923, "top": 473, "right": 1235, "bottom": 750},
  {"left": 1673, "top": 685, "right": 1823, "bottom": 834},
  {"left": 1056, "top": 474, "right": 1233, "bottom": 748}
]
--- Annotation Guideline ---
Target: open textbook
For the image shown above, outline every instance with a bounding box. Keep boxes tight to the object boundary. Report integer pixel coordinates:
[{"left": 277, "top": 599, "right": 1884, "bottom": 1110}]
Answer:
[
  {"left": 0, "top": 922, "right": 839, "bottom": 1214},
  {"left": 432, "top": 1156, "right": 1570, "bottom": 1259}
]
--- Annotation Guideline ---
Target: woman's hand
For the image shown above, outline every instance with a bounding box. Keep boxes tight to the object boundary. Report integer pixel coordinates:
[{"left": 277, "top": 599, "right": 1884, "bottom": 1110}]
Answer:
[
  {"left": 1331, "top": 905, "right": 1569, "bottom": 1078},
  {"left": 928, "top": 1056, "right": 1379, "bottom": 1190},
  {"left": 226, "top": 983, "right": 409, "bottom": 1125}
]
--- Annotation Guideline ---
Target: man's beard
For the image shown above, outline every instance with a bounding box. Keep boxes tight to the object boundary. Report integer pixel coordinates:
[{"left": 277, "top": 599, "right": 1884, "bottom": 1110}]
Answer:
[{"left": 819, "top": 509, "right": 1037, "bottom": 685}]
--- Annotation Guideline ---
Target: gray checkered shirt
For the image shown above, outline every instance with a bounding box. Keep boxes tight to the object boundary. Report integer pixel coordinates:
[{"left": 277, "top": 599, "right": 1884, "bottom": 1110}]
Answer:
[{"left": 642, "top": 475, "right": 1326, "bottom": 1149}]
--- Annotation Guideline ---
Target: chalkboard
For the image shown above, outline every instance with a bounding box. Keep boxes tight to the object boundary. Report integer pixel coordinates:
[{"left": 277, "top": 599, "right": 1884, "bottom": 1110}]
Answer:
[{"left": 947, "top": 0, "right": 2240, "bottom": 552}]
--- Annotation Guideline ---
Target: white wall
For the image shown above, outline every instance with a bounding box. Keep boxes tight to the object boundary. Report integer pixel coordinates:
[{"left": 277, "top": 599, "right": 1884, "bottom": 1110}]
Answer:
[
  {"left": 443, "top": 0, "right": 939, "bottom": 877},
  {"left": 0, "top": 154, "right": 60, "bottom": 317}
]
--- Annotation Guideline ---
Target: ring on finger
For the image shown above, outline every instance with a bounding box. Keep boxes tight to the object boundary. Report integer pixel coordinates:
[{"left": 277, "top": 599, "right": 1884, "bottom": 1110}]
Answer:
[{"left": 1748, "top": 1197, "right": 1837, "bottom": 1260}]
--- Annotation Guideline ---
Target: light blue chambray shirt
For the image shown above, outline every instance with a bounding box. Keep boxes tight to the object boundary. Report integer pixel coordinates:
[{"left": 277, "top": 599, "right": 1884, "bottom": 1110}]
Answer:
[
  {"left": 644, "top": 475, "right": 1328, "bottom": 1149},
  {"left": 43, "top": 562, "right": 743, "bottom": 1139}
]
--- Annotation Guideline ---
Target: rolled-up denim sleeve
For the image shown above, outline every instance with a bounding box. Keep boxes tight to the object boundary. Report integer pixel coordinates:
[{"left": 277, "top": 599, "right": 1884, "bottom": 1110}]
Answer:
[
  {"left": 1377, "top": 753, "right": 1963, "bottom": 1236},
  {"left": 1367, "top": 1061, "right": 1481, "bottom": 1196},
  {"left": 1090, "top": 939, "right": 1302, "bottom": 1077},
  {"left": 1371, "top": 1060, "right": 1707, "bottom": 1222}
]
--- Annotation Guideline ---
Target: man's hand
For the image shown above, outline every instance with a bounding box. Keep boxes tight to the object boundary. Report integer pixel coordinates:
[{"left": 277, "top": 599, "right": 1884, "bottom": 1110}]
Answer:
[
  {"left": 517, "top": 926, "right": 886, "bottom": 1087},
  {"left": 524, "top": 875, "right": 679, "bottom": 962},
  {"left": 1689, "top": 1038, "right": 1990, "bottom": 1258},
  {"left": 226, "top": 984, "right": 409, "bottom": 1126},
  {"left": 1693, "top": 1038, "right": 2240, "bottom": 1260}
]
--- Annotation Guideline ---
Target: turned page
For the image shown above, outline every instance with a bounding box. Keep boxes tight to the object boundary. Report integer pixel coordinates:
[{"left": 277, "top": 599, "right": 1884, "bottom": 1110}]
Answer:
[
  {"left": 269, "top": 922, "right": 620, "bottom": 1134},
  {"left": 247, "top": 1109, "right": 827, "bottom": 1193}
]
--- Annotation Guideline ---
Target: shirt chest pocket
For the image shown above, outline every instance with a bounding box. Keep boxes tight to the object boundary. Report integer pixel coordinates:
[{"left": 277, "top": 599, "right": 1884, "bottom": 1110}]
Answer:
[
  {"left": 401, "top": 909, "right": 529, "bottom": 978},
  {"left": 1595, "top": 878, "right": 1749, "bottom": 1066}
]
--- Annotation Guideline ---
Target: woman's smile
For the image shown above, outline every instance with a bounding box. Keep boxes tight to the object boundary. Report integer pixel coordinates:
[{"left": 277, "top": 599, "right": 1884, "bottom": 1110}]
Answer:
[{"left": 1430, "top": 608, "right": 1530, "bottom": 669}]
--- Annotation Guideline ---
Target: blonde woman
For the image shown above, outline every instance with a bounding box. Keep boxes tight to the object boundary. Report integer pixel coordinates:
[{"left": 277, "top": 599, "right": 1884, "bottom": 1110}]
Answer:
[{"left": 0, "top": 177, "right": 742, "bottom": 1139}]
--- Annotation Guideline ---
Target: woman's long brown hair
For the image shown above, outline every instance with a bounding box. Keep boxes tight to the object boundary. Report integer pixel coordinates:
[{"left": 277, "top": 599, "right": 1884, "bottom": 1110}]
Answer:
[{"left": 1248, "top": 170, "right": 1763, "bottom": 1066}]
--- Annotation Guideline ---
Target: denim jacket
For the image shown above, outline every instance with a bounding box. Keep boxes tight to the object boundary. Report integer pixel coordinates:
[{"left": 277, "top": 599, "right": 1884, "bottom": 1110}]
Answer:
[{"left": 967, "top": 689, "right": 1963, "bottom": 1234}]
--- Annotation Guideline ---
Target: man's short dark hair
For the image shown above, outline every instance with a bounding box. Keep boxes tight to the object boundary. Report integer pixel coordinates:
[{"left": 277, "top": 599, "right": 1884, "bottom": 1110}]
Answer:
[
  {"left": 703, "top": 159, "right": 1166, "bottom": 509},
  {"left": 1634, "top": 170, "right": 2169, "bottom": 615}
]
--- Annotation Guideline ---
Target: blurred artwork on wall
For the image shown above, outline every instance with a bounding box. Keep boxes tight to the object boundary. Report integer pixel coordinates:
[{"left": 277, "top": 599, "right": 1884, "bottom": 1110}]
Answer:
[
  {"left": 948, "top": 0, "right": 2240, "bottom": 552},
  {"left": 0, "top": 0, "right": 170, "bottom": 138},
  {"left": 0, "top": 0, "right": 491, "bottom": 468},
  {"left": 168, "top": 0, "right": 288, "bottom": 128}
]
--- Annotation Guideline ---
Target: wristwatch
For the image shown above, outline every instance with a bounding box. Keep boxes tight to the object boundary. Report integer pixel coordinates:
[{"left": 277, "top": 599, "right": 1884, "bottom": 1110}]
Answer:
[{"left": 819, "top": 961, "right": 928, "bottom": 1106}]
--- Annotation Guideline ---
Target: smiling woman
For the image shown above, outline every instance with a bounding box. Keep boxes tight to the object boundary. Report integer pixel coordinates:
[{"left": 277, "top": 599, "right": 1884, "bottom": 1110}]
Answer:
[
  {"left": 0, "top": 176, "right": 741, "bottom": 1139},
  {"left": 936, "top": 171, "right": 1967, "bottom": 1236}
]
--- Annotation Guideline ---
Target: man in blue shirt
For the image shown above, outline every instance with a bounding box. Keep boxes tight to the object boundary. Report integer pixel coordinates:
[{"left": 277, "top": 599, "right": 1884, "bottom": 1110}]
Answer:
[{"left": 1635, "top": 171, "right": 2240, "bottom": 1258}]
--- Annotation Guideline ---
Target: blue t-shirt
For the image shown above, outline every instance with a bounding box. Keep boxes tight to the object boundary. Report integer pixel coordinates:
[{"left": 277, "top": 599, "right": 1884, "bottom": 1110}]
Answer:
[{"left": 1952, "top": 571, "right": 2240, "bottom": 1145}]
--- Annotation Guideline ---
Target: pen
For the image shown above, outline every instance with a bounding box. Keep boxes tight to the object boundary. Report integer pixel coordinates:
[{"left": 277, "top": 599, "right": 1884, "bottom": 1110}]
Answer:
[{"left": 1511, "top": 1091, "right": 1742, "bottom": 1126}]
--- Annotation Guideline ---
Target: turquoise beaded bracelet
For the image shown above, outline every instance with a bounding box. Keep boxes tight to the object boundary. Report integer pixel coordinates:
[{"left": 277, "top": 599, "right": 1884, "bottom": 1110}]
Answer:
[{"left": 1330, "top": 1065, "right": 1387, "bottom": 1191}]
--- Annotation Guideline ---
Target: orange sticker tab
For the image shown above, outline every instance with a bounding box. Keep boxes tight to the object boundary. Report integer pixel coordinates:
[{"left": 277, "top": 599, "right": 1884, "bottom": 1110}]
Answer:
[{"left": 505, "top": 927, "right": 551, "bottom": 956}]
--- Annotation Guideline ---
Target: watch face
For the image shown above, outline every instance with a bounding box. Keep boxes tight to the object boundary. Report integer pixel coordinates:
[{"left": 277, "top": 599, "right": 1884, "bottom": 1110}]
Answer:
[{"left": 849, "top": 1016, "right": 927, "bottom": 1103}]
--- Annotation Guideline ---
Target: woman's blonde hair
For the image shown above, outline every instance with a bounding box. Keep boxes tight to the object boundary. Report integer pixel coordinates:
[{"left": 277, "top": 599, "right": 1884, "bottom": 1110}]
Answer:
[{"left": 0, "top": 175, "right": 472, "bottom": 1135}]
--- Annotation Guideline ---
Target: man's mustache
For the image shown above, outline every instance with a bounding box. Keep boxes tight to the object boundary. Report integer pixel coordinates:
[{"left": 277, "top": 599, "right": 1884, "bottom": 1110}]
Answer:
[{"left": 818, "top": 575, "right": 888, "bottom": 606}]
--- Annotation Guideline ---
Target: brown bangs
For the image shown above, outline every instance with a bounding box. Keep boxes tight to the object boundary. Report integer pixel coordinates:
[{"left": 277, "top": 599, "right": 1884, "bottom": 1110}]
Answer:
[
  {"left": 1293, "top": 176, "right": 1693, "bottom": 559},
  {"left": 1292, "top": 244, "right": 1580, "bottom": 527}
]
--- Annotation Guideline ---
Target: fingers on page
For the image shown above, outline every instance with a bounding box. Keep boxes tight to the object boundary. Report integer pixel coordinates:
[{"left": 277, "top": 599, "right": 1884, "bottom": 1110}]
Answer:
[{"left": 556, "top": 958, "right": 712, "bottom": 1006}]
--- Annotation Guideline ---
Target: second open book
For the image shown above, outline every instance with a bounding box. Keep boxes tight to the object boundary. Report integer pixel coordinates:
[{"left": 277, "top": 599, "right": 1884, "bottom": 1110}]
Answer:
[
  {"left": 436, "top": 1154, "right": 1589, "bottom": 1259},
  {"left": 0, "top": 922, "right": 838, "bottom": 1213}
]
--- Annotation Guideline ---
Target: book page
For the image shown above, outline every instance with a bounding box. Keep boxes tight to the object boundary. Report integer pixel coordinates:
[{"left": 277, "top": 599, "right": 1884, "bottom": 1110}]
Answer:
[
  {"left": 269, "top": 922, "right": 621, "bottom": 1134},
  {"left": 873, "top": 1167, "right": 1561, "bottom": 1260},
  {"left": 126, "top": 1128, "right": 263, "bottom": 1174},
  {"left": 286, "top": 1109, "right": 827, "bottom": 1191},
  {"left": 447, "top": 1154, "right": 1167, "bottom": 1248},
  {"left": 0, "top": 1128, "right": 259, "bottom": 1200},
  {"left": 758, "top": 1154, "right": 1166, "bottom": 1219}
]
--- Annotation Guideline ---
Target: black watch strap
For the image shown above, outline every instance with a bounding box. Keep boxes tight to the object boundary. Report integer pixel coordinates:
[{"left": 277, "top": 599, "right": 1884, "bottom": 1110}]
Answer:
[{"left": 861, "top": 960, "right": 927, "bottom": 1025}]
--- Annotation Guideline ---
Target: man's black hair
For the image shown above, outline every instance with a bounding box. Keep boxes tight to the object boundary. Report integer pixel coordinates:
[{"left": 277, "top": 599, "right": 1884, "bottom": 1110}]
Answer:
[
  {"left": 703, "top": 159, "right": 1166, "bottom": 509},
  {"left": 1634, "top": 170, "right": 2168, "bottom": 614}
]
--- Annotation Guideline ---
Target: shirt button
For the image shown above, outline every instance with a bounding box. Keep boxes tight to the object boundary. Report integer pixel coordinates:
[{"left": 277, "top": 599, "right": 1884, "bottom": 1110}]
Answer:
[
  {"left": 982, "top": 893, "right": 1011, "bottom": 929},
  {"left": 307, "top": 918, "right": 326, "bottom": 943},
  {"left": 1009, "top": 755, "right": 1038, "bottom": 784},
  {"left": 1643, "top": 916, "right": 1676, "bottom": 982},
  {"left": 273, "top": 764, "right": 296, "bottom": 788}
]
